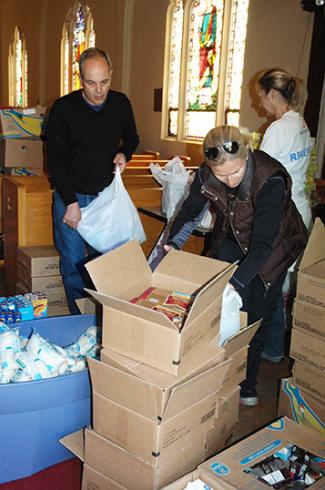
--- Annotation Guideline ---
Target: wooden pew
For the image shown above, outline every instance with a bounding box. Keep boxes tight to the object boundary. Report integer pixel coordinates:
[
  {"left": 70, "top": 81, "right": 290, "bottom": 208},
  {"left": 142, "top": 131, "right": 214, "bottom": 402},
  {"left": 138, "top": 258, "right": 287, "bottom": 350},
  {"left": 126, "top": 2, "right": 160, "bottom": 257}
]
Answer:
[
  {"left": 124, "top": 166, "right": 198, "bottom": 176},
  {"left": 127, "top": 158, "right": 195, "bottom": 168},
  {"left": 131, "top": 150, "right": 160, "bottom": 160}
]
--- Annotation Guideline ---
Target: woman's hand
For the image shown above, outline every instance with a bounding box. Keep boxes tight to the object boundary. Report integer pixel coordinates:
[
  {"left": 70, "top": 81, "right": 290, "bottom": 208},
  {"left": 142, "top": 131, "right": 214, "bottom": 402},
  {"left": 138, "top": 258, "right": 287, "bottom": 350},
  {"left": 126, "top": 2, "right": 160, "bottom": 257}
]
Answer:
[{"left": 163, "top": 244, "right": 172, "bottom": 252}]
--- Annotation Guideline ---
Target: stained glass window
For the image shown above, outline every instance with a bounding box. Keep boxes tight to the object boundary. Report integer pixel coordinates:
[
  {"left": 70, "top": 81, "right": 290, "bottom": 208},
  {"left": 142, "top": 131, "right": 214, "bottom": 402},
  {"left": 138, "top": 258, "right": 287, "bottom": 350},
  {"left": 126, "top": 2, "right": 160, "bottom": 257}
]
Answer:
[
  {"left": 224, "top": 0, "right": 250, "bottom": 126},
  {"left": 166, "top": 0, "right": 184, "bottom": 137},
  {"left": 163, "top": 0, "right": 250, "bottom": 141},
  {"left": 8, "top": 27, "right": 28, "bottom": 107},
  {"left": 61, "top": 2, "right": 95, "bottom": 95}
]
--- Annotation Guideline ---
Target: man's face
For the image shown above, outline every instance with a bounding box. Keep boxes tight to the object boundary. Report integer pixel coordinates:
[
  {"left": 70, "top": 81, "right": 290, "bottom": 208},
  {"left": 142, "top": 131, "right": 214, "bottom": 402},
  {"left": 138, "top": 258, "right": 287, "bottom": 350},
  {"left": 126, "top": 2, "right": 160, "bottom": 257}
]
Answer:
[{"left": 80, "top": 57, "right": 112, "bottom": 106}]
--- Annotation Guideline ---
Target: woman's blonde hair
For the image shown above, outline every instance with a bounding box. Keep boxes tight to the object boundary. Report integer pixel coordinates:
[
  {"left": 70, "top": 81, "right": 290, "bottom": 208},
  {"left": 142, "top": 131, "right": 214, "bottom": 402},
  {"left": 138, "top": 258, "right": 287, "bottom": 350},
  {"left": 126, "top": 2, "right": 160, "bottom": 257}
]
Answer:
[
  {"left": 257, "top": 68, "right": 307, "bottom": 113},
  {"left": 203, "top": 125, "right": 252, "bottom": 166}
]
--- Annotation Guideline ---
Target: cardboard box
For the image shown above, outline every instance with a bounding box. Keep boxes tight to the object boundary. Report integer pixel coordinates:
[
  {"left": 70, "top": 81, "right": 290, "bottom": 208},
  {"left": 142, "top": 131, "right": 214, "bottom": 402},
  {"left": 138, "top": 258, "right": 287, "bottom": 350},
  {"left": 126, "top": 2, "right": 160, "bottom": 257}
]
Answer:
[
  {"left": 0, "top": 106, "right": 46, "bottom": 138},
  {"left": 17, "top": 246, "right": 60, "bottom": 278},
  {"left": 222, "top": 345, "right": 248, "bottom": 390},
  {"left": 16, "top": 282, "right": 68, "bottom": 316},
  {"left": 16, "top": 274, "right": 65, "bottom": 296},
  {"left": 290, "top": 327, "right": 325, "bottom": 370},
  {"left": 277, "top": 378, "right": 325, "bottom": 436},
  {"left": 161, "top": 468, "right": 232, "bottom": 489},
  {"left": 85, "top": 240, "right": 236, "bottom": 374},
  {"left": 297, "top": 218, "right": 325, "bottom": 308},
  {"left": 3, "top": 166, "right": 46, "bottom": 176},
  {"left": 204, "top": 385, "right": 240, "bottom": 459},
  {"left": 92, "top": 388, "right": 218, "bottom": 464},
  {"left": 62, "top": 425, "right": 212, "bottom": 490},
  {"left": 293, "top": 359, "right": 325, "bottom": 400},
  {"left": 82, "top": 465, "right": 127, "bottom": 490},
  {"left": 98, "top": 344, "right": 227, "bottom": 421},
  {"left": 199, "top": 417, "right": 325, "bottom": 489},
  {"left": 0, "top": 138, "right": 44, "bottom": 168},
  {"left": 293, "top": 299, "right": 325, "bottom": 340}
]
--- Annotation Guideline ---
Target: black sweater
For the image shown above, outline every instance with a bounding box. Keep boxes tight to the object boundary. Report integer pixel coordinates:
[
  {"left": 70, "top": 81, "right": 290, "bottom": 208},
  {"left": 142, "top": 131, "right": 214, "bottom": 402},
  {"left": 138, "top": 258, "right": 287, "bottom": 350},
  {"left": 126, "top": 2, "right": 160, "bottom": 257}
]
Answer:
[{"left": 45, "top": 89, "right": 139, "bottom": 205}]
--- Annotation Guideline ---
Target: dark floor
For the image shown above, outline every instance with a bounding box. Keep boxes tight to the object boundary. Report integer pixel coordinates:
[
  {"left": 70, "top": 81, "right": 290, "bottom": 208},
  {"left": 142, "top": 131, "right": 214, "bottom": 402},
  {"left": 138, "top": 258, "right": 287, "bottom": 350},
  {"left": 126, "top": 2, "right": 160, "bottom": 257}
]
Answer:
[{"left": 233, "top": 356, "right": 292, "bottom": 443}]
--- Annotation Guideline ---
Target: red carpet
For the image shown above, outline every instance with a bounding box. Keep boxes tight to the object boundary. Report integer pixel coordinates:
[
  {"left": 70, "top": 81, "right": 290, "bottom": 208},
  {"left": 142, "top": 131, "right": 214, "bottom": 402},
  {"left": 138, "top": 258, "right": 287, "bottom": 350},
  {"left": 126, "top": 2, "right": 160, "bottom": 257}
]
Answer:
[{"left": 0, "top": 459, "right": 82, "bottom": 490}]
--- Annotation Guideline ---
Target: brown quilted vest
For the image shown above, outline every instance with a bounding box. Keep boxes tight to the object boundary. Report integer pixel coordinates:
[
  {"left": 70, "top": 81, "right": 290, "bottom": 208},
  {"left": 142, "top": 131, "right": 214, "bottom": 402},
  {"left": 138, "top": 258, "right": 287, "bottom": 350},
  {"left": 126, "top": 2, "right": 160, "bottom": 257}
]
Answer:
[{"left": 199, "top": 150, "right": 307, "bottom": 286}]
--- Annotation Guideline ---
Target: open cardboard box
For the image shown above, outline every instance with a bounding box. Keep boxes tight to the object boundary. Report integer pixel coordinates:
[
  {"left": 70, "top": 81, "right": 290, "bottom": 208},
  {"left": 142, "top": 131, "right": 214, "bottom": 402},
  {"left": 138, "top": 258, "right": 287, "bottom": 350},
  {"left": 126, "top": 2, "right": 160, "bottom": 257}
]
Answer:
[
  {"left": 96, "top": 343, "right": 228, "bottom": 421},
  {"left": 277, "top": 378, "right": 325, "bottom": 436},
  {"left": 161, "top": 468, "right": 233, "bottom": 489},
  {"left": 85, "top": 240, "right": 236, "bottom": 375},
  {"left": 199, "top": 417, "right": 325, "bottom": 489},
  {"left": 61, "top": 424, "right": 215, "bottom": 490},
  {"left": 0, "top": 106, "right": 46, "bottom": 138},
  {"left": 297, "top": 218, "right": 325, "bottom": 308}
]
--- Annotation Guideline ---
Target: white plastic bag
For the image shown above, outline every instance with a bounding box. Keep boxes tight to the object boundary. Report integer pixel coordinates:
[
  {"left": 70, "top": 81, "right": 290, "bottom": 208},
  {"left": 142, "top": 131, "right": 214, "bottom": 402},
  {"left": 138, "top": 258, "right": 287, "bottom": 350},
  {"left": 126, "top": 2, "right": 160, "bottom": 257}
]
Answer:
[
  {"left": 150, "top": 157, "right": 191, "bottom": 222},
  {"left": 77, "top": 168, "right": 146, "bottom": 253},
  {"left": 218, "top": 283, "right": 243, "bottom": 346},
  {"left": 150, "top": 158, "right": 215, "bottom": 230}
]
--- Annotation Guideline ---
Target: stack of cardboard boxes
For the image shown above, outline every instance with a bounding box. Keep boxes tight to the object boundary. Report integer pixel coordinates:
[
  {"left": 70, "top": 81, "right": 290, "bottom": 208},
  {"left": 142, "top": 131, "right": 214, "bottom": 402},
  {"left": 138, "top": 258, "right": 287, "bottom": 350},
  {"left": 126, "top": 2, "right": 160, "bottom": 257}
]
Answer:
[
  {"left": 278, "top": 218, "right": 325, "bottom": 435},
  {"left": 61, "top": 240, "right": 259, "bottom": 489},
  {"left": 0, "top": 106, "right": 46, "bottom": 175},
  {"left": 16, "top": 245, "right": 69, "bottom": 317}
]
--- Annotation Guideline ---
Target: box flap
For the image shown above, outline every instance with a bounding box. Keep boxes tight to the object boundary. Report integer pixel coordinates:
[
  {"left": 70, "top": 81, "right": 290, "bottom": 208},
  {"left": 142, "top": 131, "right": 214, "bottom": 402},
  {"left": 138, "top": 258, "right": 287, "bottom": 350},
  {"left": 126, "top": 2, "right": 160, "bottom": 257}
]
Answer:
[
  {"left": 163, "top": 358, "right": 231, "bottom": 419},
  {"left": 222, "top": 320, "right": 261, "bottom": 358},
  {"left": 300, "top": 218, "right": 325, "bottom": 271},
  {"left": 99, "top": 345, "right": 226, "bottom": 420},
  {"left": 85, "top": 289, "right": 177, "bottom": 330},
  {"left": 101, "top": 342, "right": 225, "bottom": 390},
  {"left": 186, "top": 262, "right": 236, "bottom": 326},
  {"left": 60, "top": 430, "right": 85, "bottom": 461},
  {"left": 88, "top": 357, "right": 160, "bottom": 420},
  {"left": 76, "top": 297, "right": 97, "bottom": 314},
  {"left": 85, "top": 241, "right": 151, "bottom": 299},
  {"left": 154, "top": 249, "right": 234, "bottom": 292}
]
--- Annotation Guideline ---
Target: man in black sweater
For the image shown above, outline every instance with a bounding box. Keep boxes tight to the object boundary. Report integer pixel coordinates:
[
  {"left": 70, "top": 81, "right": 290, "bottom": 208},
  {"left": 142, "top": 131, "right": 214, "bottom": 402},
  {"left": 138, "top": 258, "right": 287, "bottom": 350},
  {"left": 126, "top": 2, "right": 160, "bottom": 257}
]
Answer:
[{"left": 46, "top": 47, "right": 139, "bottom": 314}]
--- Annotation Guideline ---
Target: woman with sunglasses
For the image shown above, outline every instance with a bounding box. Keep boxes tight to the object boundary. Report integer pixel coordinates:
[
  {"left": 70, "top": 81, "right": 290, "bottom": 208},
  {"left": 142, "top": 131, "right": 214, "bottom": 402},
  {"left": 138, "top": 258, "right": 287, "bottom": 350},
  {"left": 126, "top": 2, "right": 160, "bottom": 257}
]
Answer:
[
  {"left": 256, "top": 68, "right": 311, "bottom": 364},
  {"left": 164, "top": 125, "right": 307, "bottom": 406}
]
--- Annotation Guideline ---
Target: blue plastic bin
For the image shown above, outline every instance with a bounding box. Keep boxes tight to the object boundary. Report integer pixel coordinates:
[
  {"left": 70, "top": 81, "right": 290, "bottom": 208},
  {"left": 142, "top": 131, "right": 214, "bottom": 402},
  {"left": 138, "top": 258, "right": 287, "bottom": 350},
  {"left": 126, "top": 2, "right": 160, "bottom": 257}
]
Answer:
[{"left": 0, "top": 314, "right": 96, "bottom": 484}]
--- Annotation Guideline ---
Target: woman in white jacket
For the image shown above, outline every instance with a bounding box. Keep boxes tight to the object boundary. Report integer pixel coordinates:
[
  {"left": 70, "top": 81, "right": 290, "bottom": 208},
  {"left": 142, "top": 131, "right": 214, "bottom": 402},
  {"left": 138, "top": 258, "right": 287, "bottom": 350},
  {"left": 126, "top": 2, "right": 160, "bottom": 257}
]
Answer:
[{"left": 256, "top": 67, "right": 311, "bottom": 363}]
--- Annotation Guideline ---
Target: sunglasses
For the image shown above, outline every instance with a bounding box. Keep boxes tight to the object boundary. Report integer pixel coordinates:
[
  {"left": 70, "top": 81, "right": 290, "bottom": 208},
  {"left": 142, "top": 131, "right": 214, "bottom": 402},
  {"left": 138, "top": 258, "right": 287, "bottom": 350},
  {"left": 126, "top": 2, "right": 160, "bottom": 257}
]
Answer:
[{"left": 204, "top": 141, "right": 240, "bottom": 160}]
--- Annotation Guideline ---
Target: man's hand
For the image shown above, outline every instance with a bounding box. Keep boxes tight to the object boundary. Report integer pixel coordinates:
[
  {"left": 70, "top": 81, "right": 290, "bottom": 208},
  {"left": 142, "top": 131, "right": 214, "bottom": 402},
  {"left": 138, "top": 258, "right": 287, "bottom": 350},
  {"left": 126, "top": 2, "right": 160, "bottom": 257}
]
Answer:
[
  {"left": 163, "top": 244, "right": 172, "bottom": 252},
  {"left": 63, "top": 202, "right": 81, "bottom": 229},
  {"left": 113, "top": 153, "right": 127, "bottom": 173}
]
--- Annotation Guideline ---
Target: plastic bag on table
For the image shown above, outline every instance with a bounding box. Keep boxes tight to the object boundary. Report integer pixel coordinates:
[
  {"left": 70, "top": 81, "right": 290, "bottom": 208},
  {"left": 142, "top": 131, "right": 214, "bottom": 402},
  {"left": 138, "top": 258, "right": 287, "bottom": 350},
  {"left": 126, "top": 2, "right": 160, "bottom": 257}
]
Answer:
[
  {"left": 150, "top": 157, "right": 192, "bottom": 222},
  {"left": 77, "top": 168, "right": 146, "bottom": 253}
]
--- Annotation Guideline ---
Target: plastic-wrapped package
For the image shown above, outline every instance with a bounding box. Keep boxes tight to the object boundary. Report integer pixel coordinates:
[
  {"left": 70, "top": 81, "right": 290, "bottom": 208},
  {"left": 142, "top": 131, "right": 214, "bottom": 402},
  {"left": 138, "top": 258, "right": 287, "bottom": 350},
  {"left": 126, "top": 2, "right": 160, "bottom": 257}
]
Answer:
[
  {"left": 65, "top": 326, "right": 99, "bottom": 357},
  {"left": 15, "top": 350, "right": 55, "bottom": 380},
  {"left": 26, "top": 331, "right": 67, "bottom": 374},
  {"left": 0, "top": 328, "right": 20, "bottom": 383}
]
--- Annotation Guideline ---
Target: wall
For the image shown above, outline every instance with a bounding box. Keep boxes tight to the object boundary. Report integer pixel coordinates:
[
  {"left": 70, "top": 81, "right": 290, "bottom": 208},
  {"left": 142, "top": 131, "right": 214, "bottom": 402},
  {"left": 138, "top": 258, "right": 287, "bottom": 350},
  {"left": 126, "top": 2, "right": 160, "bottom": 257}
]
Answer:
[{"left": 0, "top": 0, "right": 314, "bottom": 162}]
